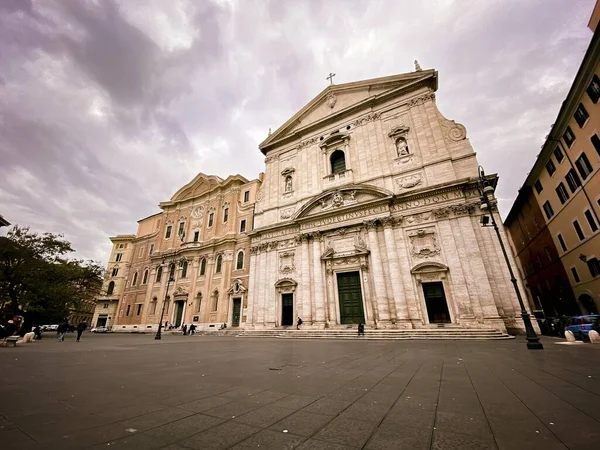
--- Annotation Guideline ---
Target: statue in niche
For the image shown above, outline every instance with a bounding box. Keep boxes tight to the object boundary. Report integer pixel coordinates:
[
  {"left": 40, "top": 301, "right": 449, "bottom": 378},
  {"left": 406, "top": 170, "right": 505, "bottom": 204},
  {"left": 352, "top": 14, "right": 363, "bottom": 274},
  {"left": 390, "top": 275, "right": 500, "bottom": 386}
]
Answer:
[
  {"left": 396, "top": 137, "right": 409, "bottom": 157},
  {"left": 332, "top": 191, "right": 344, "bottom": 207},
  {"left": 284, "top": 175, "right": 293, "bottom": 192}
]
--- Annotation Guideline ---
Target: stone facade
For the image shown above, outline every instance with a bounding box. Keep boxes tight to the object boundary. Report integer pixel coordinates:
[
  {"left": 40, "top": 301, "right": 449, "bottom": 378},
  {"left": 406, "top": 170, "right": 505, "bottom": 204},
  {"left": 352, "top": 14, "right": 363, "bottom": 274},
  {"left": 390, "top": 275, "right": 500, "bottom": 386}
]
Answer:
[
  {"left": 91, "top": 234, "right": 135, "bottom": 329},
  {"left": 247, "top": 69, "right": 530, "bottom": 333},
  {"left": 112, "top": 174, "right": 260, "bottom": 332}
]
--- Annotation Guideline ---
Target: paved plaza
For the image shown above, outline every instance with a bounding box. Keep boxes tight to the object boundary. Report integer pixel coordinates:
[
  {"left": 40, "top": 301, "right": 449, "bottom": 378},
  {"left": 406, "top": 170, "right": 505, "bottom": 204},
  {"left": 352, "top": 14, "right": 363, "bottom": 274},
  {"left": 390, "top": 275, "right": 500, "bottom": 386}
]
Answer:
[{"left": 1, "top": 333, "right": 600, "bottom": 450}]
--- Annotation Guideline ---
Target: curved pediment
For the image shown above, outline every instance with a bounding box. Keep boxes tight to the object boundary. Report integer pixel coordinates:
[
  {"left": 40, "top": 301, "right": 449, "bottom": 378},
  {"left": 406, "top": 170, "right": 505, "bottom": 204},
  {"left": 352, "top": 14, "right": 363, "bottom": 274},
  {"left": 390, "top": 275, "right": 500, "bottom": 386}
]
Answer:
[
  {"left": 170, "top": 173, "right": 223, "bottom": 202},
  {"left": 293, "top": 184, "right": 393, "bottom": 220}
]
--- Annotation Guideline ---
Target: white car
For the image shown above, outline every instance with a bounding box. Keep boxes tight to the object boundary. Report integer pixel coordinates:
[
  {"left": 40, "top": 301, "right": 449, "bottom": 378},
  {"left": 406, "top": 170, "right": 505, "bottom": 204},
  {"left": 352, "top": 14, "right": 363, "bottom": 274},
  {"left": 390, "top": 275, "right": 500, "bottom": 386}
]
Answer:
[
  {"left": 91, "top": 326, "right": 109, "bottom": 333},
  {"left": 41, "top": 324, "right": 59, "bottom": 331}
]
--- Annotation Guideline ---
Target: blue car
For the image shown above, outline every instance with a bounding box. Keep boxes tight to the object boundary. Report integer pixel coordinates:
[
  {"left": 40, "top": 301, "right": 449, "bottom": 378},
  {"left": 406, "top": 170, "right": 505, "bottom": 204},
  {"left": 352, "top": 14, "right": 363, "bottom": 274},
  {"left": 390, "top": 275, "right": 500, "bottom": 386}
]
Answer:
[{"left": 565, "top": 315, "right": 600, "bottom": 340}]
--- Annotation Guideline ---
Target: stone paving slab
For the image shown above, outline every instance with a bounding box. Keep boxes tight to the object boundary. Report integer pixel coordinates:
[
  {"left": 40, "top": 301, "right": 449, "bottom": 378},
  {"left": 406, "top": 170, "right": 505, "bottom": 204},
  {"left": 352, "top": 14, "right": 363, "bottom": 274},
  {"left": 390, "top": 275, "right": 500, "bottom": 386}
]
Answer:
[{"left": 1, "top": 334, "right": 600, "bottom": 449}]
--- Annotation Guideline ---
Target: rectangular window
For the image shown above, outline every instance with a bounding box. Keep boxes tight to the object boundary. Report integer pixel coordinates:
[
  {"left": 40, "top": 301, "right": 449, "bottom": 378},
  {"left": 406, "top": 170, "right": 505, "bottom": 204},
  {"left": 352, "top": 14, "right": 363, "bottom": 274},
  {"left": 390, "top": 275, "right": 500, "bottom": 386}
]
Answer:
[
  {"left": 545, "top": 159, "right": 556, "bottom": 176},
  {"left": 536, "top": 253, "right": 543, "bottom": 269},
  {"left": 126, "top": 305, "right": 131, "bottom": 316},
  {"left": 584, "top": 209, "right": 598, "bottom": 232},
  {"left": 574, "top": 103, "right": 589, "bottom": 128},
  {"left": 149, "top": 244, "right": 154, "bottom": 256},
  {"left": 575, "top": 153, "right": 593, "bottom": 180},
  {"left": 563, "top": 126, "right": 575, "bottom": 148},
  {"left": 553, "top": 146, "right": 564, "bottom": 163},
  {"left": 138, "top": 247, "right": 144, "bottom": 258},
  {"left": 240, "top": 219, "right": 247, "bottom": 233},
  {"left": 111, "top": 268, "right": 119, "bottom": 277},
  {"left": 178, "top": 222, "right": 185, "bottom": 238},
  {"left": 573, "top": 219, "right": 585, "bottom": 241},
  {"left": 555, "top": 182, "right": 570, "bottom": 204},
  {"left": 557, "top": 233, "right": 567, "bottom": 252},
  {"left": 571, "top": 267, "right": 580, "bottom": 283},
  {"left": 243, "top": 190, "right": 250, "bottom": 203},
  {"left": 193, "top": 231, "right": 199, "bottom": 242},
  {"left": 588, "top": 258, "right": 600, "bottom": 277},
  {"left": 544, "top": 246, "right": 553, "bottom": 262},
  {"left": 534, "top": 180, "right": 543, "bottom": 194},
  {"left": 566, "top": 169, "right": 582, "bottom": 193},
  {"left": 591, "top": 134, "right": 600, "bottom": 156},
  {"left": 223, "top": 208, "right": 229, "bottom": 223},
  {"left": 115, "top": 253, "right": 122, "bottom": 262},
  {"left": 543, "top": 201, "right": 554, "bottom": 219},
  {"left": 208, "top": 212, "right": 214, "bottom": 227},
  {"left": 165, "top": 225, "right": 172, "bottom": 239},
  {"left": 136, "top": 304, "right": 142, "bottom": 316},
  {"left": 586, "top": 74, "right": 600, "bottom": 103}
]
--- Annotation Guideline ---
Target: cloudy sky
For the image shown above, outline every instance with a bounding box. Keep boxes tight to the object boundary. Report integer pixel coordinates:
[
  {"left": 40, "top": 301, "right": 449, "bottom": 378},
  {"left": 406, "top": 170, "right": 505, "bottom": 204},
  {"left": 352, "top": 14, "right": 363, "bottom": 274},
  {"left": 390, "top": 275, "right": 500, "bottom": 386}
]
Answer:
[{"left": 0, "top": 0, "right": 595, "bottom": 263}]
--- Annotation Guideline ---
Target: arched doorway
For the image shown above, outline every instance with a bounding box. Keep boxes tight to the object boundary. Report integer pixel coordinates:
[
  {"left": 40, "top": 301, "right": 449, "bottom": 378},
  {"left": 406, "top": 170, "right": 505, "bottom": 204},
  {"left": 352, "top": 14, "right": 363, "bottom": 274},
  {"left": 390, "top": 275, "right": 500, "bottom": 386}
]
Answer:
[
  {"left": 275, "top": 279, "right": 297, "bottom": 327},
  {"left": 578, "top": 294, "right": 598, "bottom": 314}
]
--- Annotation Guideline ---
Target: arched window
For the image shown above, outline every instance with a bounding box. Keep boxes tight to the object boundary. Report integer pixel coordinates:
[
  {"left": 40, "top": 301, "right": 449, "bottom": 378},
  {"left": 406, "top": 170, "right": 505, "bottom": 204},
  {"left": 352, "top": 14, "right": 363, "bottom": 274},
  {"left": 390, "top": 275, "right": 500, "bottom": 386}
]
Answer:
[
  {"left": 169, "top": 263, "right": 175, "bottom": 281},
  {"left": 395, "top": 137, "right": 409, "bottom": 157},
  {"left": 212, "top": 290, "right": 219, "bottom": 311},
  {"left": 196, "top": 292, "right": 202, "bottom": 312},
  {"left": 131, "top": 272, "right": 138, "bottom": 286},
  {"left": 330, "top": 150, "right": 346, "bottom": 174},
  {"left": 200, "top": 258, "right": 206, "bottom": 276},
  {"left": 284, "top": 175, "right": 293, "bottom": 192},
  {"left": 142, "top": 269, "right": 149, "bottom": 284},
  {"left": 107, "top": 281, "right": 115, "bottom": 296},
  {"left": 181, "top": 260, "right": 188, "bottom": 278},
  {"left": 215, "top": 255, "right": 222, "bottom": 273},
  {"left": 236, "top": 251, "right": 244, "bottom": 270},
  {"left": 156, "top": 266, "right": 163, "bottom": 283},
  {"left": 151, "top": 297, "right": 157, "bottom": 315}
]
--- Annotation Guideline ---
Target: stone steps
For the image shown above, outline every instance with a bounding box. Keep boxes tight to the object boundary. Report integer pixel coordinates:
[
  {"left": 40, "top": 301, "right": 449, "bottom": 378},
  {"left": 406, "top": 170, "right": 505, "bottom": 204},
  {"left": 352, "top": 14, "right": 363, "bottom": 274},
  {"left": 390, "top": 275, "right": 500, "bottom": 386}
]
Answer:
[{"left": 231, "top": 329, "right": 514, "bottom": 340}]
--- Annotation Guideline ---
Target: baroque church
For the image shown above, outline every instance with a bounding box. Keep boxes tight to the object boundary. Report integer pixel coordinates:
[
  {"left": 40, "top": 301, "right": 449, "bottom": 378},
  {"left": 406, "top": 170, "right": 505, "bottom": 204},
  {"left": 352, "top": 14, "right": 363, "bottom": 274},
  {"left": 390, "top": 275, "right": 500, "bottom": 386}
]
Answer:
[
  {"left": 104, "top": 65, "right": 530, "bottom": 334},
  {"left": 246, "top": 66, "right": 528, "bottom": 334}
]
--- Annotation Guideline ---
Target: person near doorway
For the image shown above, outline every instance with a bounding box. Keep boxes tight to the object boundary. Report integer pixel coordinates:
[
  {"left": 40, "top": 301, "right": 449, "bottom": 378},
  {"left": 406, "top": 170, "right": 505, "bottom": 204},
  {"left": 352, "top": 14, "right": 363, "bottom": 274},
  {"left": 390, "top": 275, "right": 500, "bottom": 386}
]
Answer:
[
  {"left": 296, "top": 316, "right": 303, "bottom": 330},
  {"left": 182, "top": 324, "right": 187, "bottom": 336},
  {"left": 358, "top": 322, "right": 365, "bottom": 337},
  {"left": 76, "top": 321, "right": 87, "bottom": 342},
  {"left": 189, "top": 324, "right": 196, "bottom": 335}
]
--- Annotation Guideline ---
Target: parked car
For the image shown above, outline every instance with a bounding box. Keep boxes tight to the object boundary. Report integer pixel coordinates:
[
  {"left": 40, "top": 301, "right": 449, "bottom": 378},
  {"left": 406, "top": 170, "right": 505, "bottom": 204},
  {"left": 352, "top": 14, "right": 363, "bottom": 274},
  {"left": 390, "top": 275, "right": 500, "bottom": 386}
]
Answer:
[
  {"left": 91, "top": 326, "right": 109, "bottom": 333},
  {"left": 565, "top": 315, "right": 600, "bottom": 340},
  {"left": 41, "top": 324, "right": 59, "bottom": 331}
]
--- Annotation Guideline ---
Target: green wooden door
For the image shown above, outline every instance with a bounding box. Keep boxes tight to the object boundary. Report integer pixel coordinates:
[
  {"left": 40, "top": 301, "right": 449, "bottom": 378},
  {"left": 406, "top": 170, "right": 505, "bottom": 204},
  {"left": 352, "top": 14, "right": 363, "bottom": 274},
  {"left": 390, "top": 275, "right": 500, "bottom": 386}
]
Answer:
[
  {"left": 232, "top": 298, "right": 241, "bottom": 327},
  {"left": 337, "top": 272, "right": 365, "bottom": 324}
]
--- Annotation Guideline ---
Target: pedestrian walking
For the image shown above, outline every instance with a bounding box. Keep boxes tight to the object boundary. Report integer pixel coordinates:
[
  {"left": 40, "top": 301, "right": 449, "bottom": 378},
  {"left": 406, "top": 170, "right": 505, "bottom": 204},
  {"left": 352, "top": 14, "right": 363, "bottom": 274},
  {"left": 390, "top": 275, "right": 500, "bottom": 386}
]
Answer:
[
  {"left": 189, "top": 324, "right": 196, "bottom": 335},
  {"left": 358, "top": 322, "right": 365, "bottom": 337},
  {"left": 57, "top": 322, "right": 67, "bottom": 342},
  {"left": 76, "top": 321, "right": 87, "bottom": 342},
  {"left": 296, "top": 316, "right": 303, "bottom": 330},
  {"left": 182, "top": 324, "right": 188, "bottom": 336}
]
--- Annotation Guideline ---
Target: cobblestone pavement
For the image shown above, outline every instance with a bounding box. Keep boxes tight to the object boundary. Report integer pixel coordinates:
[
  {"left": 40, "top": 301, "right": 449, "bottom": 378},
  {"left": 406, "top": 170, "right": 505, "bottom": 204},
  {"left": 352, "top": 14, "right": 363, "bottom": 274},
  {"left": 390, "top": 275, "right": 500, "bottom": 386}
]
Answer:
[{"left": 1, "top": 333, "right": 600, "bottom": 450}]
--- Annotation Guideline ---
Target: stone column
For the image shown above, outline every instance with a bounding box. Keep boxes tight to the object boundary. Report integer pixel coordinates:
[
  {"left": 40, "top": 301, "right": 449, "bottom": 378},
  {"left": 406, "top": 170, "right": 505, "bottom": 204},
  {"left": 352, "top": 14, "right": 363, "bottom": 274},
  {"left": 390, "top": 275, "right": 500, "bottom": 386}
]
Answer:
[
  {"left": 381, "top": 217, "right": 410, "bottom": 325},
  {"left": 310, "top": 231, "right": 326, "bottom": 325},
  {"left": 325, "top": 264, "right": 336, "bottom": 325},
  {"left": 297, "top": 234, "right": 310, "bottom": 321},
  {"left": 364, "top": 220, "right": 390, "bottom": 323},
  {"left": 246, "top": 246, "right": 258, "bottom": 328}
]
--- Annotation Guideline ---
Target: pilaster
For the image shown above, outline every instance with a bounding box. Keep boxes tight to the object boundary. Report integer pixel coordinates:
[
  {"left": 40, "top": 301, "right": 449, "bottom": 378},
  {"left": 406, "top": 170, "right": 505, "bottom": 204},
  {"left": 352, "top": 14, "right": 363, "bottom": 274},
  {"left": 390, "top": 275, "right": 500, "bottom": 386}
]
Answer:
[{"left": 364, "top": 220, "right": 390, "bottom": 323}]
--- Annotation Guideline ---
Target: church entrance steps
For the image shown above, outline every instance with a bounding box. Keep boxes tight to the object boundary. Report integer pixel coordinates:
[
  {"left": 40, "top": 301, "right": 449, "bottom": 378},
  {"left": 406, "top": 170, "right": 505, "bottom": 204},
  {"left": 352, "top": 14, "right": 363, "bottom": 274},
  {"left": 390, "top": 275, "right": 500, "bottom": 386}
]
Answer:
[{"left": 231, "top": 329, "right": 514, "bottom": 340}]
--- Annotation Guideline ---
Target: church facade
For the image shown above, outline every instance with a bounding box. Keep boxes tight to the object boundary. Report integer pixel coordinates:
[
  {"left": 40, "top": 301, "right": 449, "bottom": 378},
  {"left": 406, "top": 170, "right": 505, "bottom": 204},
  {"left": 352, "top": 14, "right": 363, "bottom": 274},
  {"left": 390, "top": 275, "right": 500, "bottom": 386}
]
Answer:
[{"left": 246, "top": 68, "right": 530, "bottom": 333}]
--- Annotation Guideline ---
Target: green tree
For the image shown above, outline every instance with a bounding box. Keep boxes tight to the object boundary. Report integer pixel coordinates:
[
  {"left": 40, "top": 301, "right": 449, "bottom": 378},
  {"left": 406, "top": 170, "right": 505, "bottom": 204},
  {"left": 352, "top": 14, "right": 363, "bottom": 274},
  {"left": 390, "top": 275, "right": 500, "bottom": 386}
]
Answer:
[{"left": 0, "top": 226, "right": 103, "bottom": 324}]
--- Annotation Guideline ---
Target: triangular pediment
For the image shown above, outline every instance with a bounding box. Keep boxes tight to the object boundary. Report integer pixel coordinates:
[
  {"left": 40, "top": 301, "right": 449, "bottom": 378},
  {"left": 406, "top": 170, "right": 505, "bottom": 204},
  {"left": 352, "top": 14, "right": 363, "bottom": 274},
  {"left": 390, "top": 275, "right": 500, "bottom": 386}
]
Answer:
[
  {"left": 170, "top": 174, "right": 223, "bottom": 203},
  {"left": 293, "top": 184, "right": 393, "bottom": 220},
  {"left": 260, "top": 70, "right": 437, "bottom": 153}
]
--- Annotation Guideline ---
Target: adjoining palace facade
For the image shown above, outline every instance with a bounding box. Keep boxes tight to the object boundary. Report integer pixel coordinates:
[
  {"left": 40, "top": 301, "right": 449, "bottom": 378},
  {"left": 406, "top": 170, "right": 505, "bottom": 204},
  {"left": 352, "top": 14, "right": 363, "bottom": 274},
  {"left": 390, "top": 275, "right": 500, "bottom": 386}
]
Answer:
[
  {"left": 246, "top": 67, "right": 531, "bottom": 333},
  {"left": 111, "top": 174, "right": 261, "bottom": 332}
]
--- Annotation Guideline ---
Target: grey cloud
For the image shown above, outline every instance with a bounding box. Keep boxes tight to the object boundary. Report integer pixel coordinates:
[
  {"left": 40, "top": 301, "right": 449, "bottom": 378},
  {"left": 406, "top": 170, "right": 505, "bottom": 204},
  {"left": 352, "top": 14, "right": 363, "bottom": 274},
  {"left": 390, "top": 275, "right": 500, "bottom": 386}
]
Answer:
[{"left": 0, "top": 0, "right": 595, "bottom": 263}]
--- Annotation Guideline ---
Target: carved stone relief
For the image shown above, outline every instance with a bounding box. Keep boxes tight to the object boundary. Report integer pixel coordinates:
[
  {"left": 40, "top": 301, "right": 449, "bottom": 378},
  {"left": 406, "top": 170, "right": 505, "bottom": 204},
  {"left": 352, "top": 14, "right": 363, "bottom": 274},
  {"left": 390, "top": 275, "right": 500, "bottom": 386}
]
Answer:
[
  {"left": 319, "top": 190, "right": 358, "bottom": 211},
  {"left": 408, "top": 228, "right": 441, "bottom": 258},
  {"left": 396, "top": 173, "right": 423, "bottom": 191},
  {"left": 191, "top": 206, "right": 204, "bottom": 219},
  {"left": 326, "top": 92, "right": 337, "bottom": 109},
  {"left": 279, "top": 251, "right": 296, "bottom": 274},
  {"left": 280, "top": 208, "right": 295, "bottom": 220}
]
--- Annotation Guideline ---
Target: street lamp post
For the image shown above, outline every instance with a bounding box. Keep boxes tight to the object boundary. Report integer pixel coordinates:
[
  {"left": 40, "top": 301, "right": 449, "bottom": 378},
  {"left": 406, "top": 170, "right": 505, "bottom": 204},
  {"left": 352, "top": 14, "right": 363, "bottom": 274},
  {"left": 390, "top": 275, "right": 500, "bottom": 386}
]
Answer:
[
  {"left": 155, "top": 260, "right": 174, "bottom": 340},
  {"left": 478, "top": 166, "right": 543, "bottom": 350}
]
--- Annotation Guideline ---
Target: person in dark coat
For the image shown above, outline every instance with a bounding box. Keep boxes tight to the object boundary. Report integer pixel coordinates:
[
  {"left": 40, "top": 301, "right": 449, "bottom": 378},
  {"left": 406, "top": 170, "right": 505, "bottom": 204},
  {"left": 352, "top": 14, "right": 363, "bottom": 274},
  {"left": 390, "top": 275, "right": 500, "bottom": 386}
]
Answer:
[
  {"left": 358, "top": 322, "right": 365, "bottom": 337},
  {"left": 296, "top": 317, "right": 303, "bottom": 330},
  {"left": 57, "top": 322, "right": 68, "bottom": 342},
  {"left": 33, "top": 325, "right": 42, "bottom": 340},
  {"left": 182, "top": 324, "right": 188, "bottom": 336},
  {"left": 76, "top": 321, "right": 87, "bottom": 342}
]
